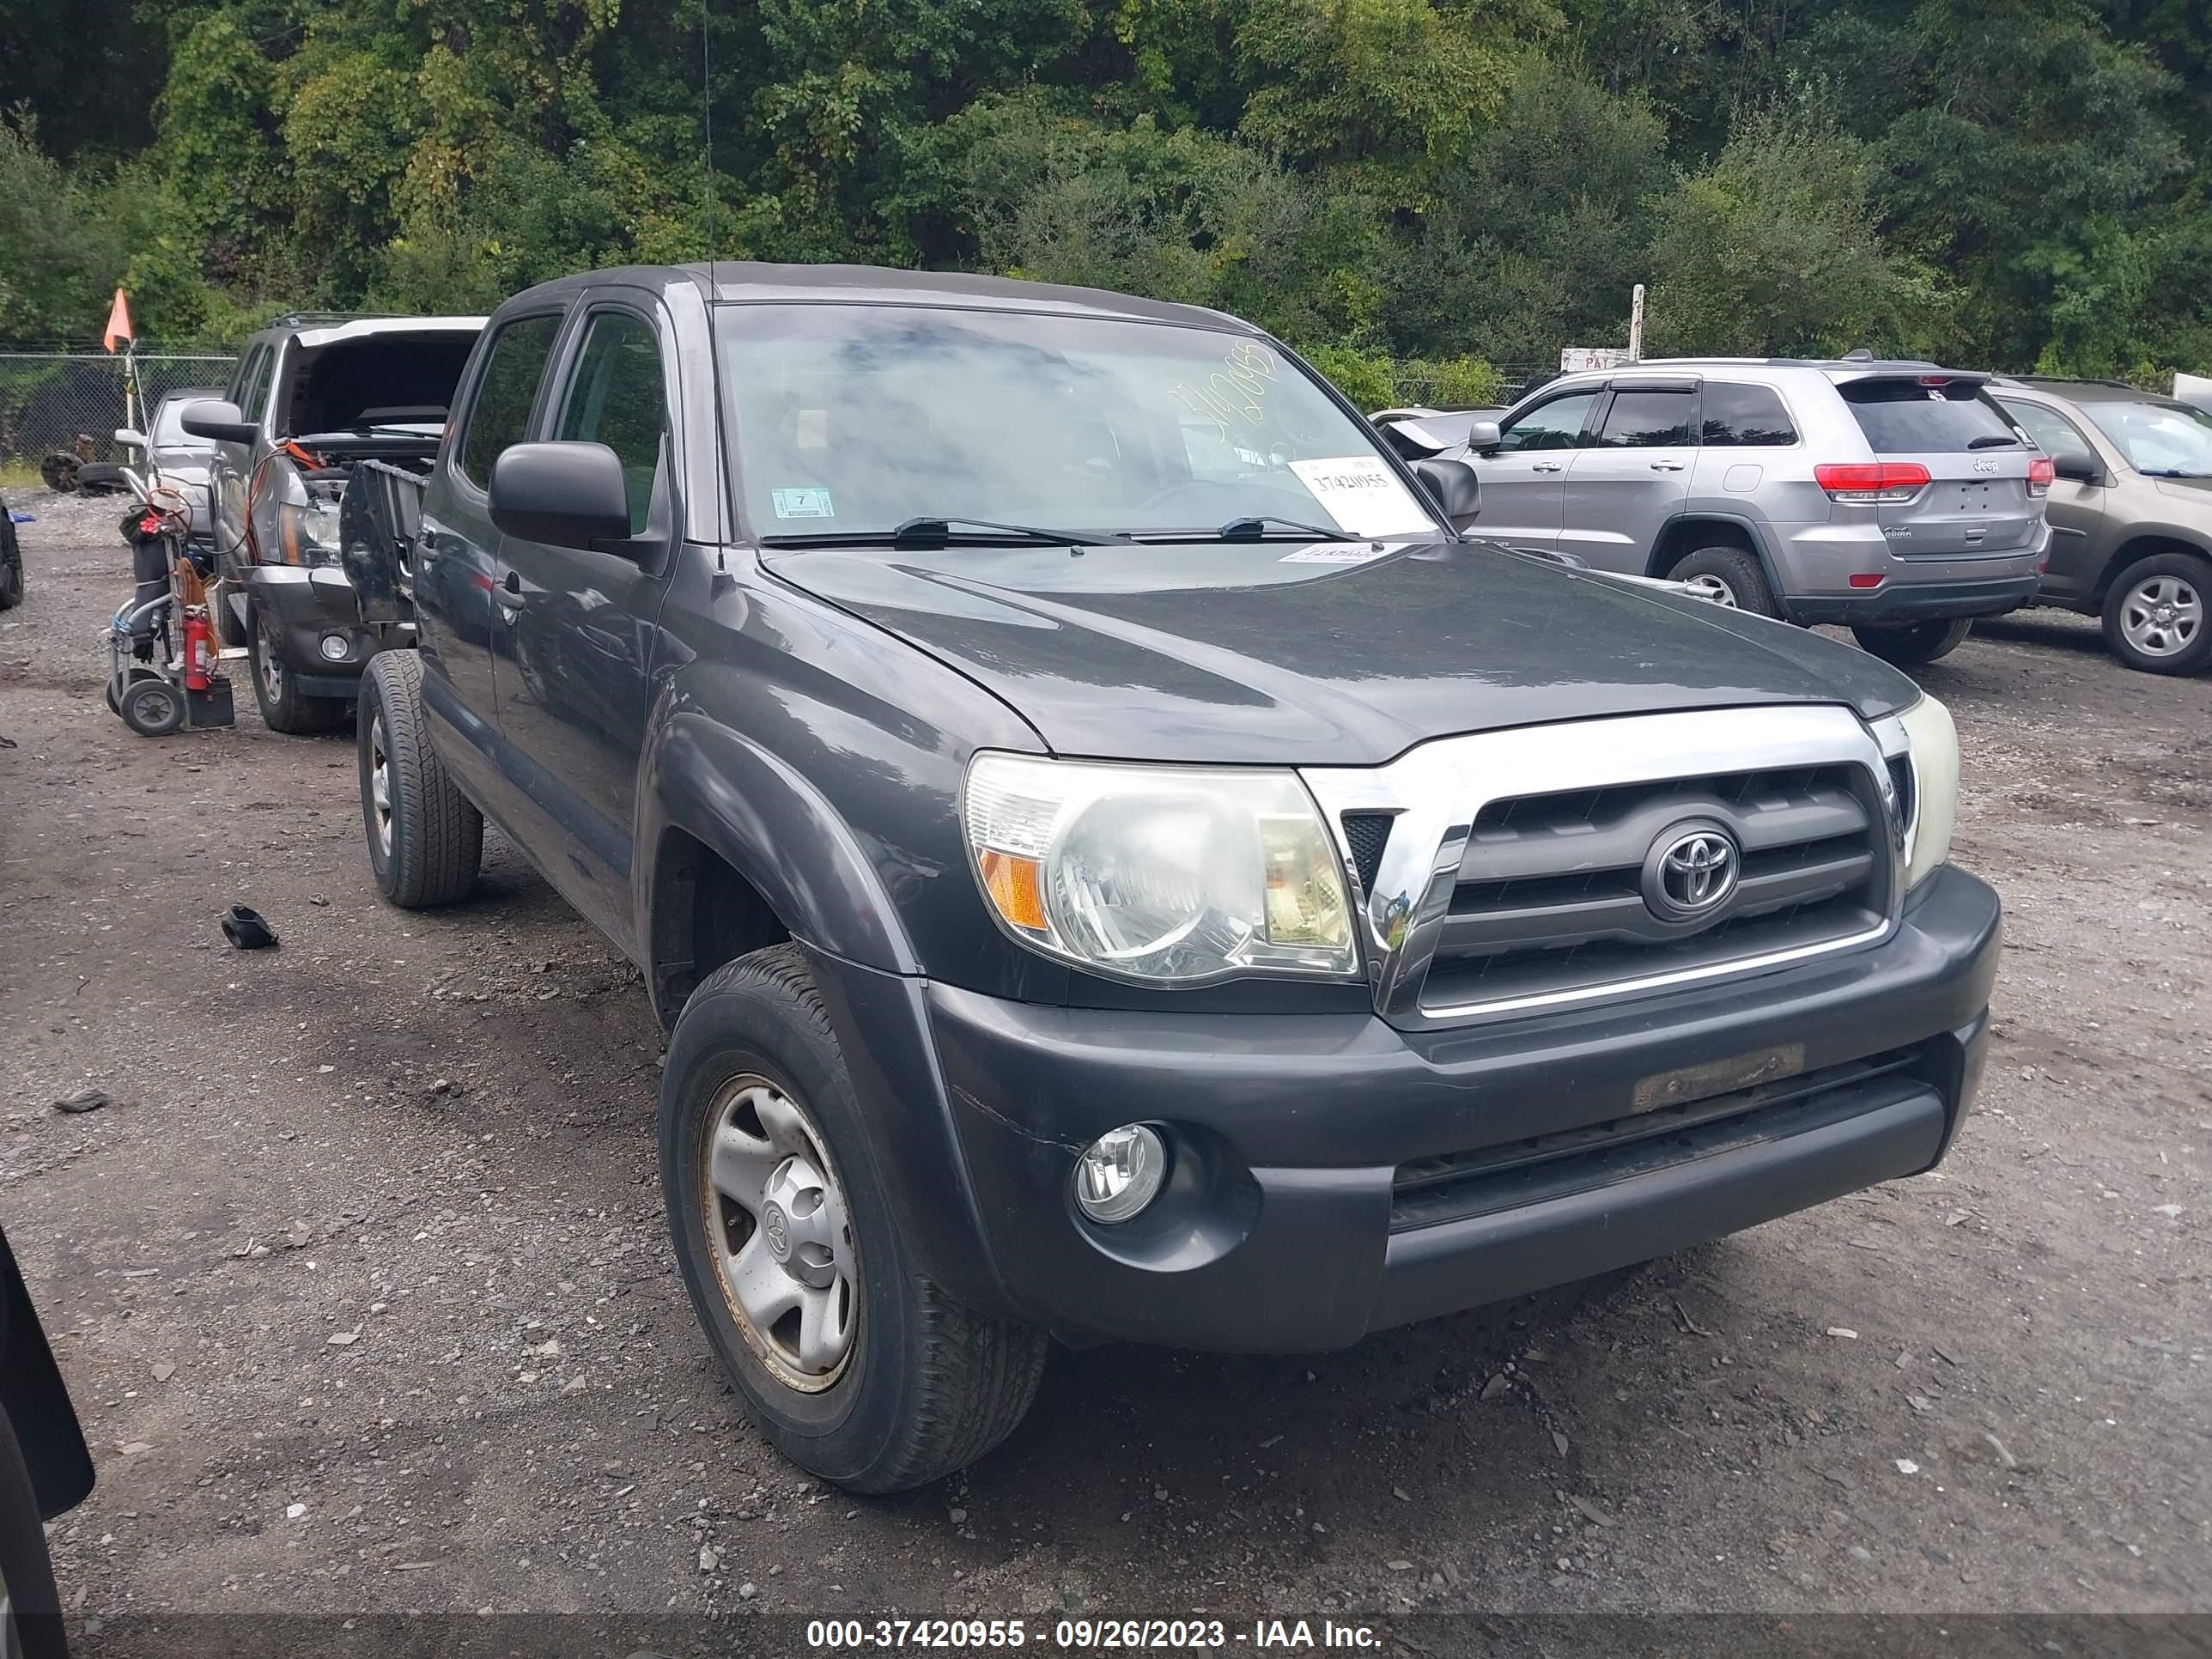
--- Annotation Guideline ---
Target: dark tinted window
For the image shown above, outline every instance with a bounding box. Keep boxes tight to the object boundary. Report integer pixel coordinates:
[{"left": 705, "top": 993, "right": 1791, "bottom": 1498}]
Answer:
[
  {"left": 1595, "top": 389, "right": 1693, "bottom": 447},
  {"left": 459, "top": 313, "right": 562, "bottom": 489},
  {"left": 1841, "top": 380, "right": 2020, "bottom": 454},
  {"left": 1700, "top": 382, "right": 1798, "bottom": 447},
  {"left": 1495, "top": 392, "right": 1595, "bottom": 453},
  {"left": 238, "top": 347, "right": 275, "bottom": 426},
  {"left": 556, "top": 312, "right": 667, "bottom": 534}
]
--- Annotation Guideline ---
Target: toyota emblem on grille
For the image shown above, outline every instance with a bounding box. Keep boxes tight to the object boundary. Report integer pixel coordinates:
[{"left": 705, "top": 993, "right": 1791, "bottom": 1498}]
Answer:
[{"left": 1643, "top": 823, "right": 1740, "bottom": 922}]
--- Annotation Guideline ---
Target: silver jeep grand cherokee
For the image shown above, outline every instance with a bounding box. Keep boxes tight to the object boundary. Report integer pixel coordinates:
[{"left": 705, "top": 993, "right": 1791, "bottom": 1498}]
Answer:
[{"left": 1379, "top": 357, "right": 2053, "bottom": 665}]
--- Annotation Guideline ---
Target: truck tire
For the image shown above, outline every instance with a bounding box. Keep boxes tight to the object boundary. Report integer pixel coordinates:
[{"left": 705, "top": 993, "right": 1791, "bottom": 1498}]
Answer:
[
  {"left": 661, "top": 945, "right": 1048, "bottom": 1493},
  {"left": 1850, "top": 618, "right": 1972, "bottom": 665},
  {"left": 247, "top": 605, "right": 343, "bottom": 734},
  {"left": 0, "top": 1404, "right": 70, "bottom": 1659},
  {"left": 2101, "top": 551, "right": 2212, "bottom": 676},
  {"left": 1669, "top": 546, "right": 1778, "bottom": 617},
  {"left": 357, "top": 652, "right": 483, "bottom": 908},
  {"left": 0, "top": 509, "right": 21, "bottom": 611}
]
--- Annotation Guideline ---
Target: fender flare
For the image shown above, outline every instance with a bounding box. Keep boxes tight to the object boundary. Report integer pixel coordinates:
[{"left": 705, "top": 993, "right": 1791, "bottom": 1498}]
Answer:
[
  {"left": 2094, "top": 530, "right": 2212, "bottom": 602},
  {"left": 636, "top": 706, "right": 920, "bottom": 1000},
  {"left": 1647, "top": 511, "right": 1792, "bottom": 614}
]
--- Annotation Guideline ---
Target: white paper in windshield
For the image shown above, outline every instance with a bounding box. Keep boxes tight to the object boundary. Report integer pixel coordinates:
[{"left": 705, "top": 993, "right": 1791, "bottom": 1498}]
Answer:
[{"left": 1288, "top": 457, "right": 1435, "bottom": 538}]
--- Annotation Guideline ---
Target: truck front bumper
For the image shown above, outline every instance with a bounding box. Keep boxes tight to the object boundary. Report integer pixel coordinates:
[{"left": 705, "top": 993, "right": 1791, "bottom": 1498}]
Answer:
[
  {"left": 242, "top": 565, "right": 384, "bottom": 697},
  {"left": 857, "top": 865, "right": 1999, "bottom": 1352}
]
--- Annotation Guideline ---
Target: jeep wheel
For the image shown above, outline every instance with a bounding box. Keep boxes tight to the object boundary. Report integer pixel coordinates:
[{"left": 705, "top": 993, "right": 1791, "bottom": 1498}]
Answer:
[
  {"left": 661, "top": 945, "right": 1048, "bottom": 1492},
  {"left": 357, "top": 652, "right": 483, "bottom": 908},
  {"left": 247, "top": 606, "right": 343, "bottom": 734},
  {"left": 1850, "top": 618, "right": 1972, "bottom": 665},
  {"left": 1670, "top": 546, "right": 1778, "bottom": 617},
  {"left": 2102, "top": 553, "right": 2211, "bottom": 676}
]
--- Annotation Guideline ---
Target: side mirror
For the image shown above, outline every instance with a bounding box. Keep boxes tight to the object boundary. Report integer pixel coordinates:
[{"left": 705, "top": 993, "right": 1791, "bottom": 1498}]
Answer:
[
  {"left": 116, "top": 427, "right": 149, "bottom": 451},
  {"left": 180, "top": 399, "right": 258, "bottom": 444},
  {"left": 1409, "top": 456, "right": 1480, "bottom": 531},
  {"left": 488, "top": 441, "right": 633, "bottom": 550},
  {"left": 1465, "top": 420, "right": 1502, "bottom": 453},
  {"left": 2052, "top": 451, "right": 2101, "bottom": 484}
]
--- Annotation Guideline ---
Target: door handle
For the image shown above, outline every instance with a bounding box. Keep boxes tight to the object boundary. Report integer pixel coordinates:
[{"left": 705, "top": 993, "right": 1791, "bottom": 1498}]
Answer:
[
  {"left": 493, "top": 573, "right": 525, "bottom": 617},
  {"left": 1532, "top": 460, "right": 1565, "bottom": 473},
  {"left": 1649, "top": 459, "right": 1686, "bottom": 471}
]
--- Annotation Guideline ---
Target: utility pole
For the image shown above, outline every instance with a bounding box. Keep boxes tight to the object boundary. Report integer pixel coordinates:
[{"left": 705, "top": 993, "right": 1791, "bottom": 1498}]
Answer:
[{"left": 1628, "top": 284, "right": 1645, "bottom": 362}]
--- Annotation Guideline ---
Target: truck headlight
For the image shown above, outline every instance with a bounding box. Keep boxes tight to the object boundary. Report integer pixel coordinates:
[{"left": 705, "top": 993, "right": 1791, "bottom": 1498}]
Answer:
[
  {"left": 1895, "top": 693, "right": 1958, "bottom": 891},
  {"left": 277, "top": 492, "right": 344, "bottom": 568},
  {"left": 963, "top": 752, "right": 1358, "bottom": 985}
]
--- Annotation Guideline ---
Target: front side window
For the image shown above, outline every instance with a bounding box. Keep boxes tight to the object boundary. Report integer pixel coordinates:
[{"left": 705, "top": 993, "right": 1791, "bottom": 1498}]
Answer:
[
  {"left": 1594, "top": 389, "right": 1694, "bottom": 448},
  {"left": 556, "top": 311, "right": 668, "bottom": 533},
  {"left": 459, "top": 313, "right": 562, "bottom": 490},
  {"left": 1996, "top": 398, "right": 2094, "bottom": 462},
  {"left": 717, "top": 304, "right": 1438, "bottom": 541},
  {"left": 1495, "top": 392, "right": 1595, "bottom": 453},
  {"left": 2075, "top": 398, "right": 2212, "bottom": 479},
  {"left": 240, "top": 348, "right": 276, "bottom": 428}
]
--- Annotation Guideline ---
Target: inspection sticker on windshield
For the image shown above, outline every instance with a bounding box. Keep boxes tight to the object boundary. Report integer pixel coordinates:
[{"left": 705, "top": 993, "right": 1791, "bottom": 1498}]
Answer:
[
  {"left": 1279, "top": 542, "right": 1391, "bottom": 565},
  {"left": 770, "top": 486, "right": 836, "bottom": 520},
  {"left": 1288, "top": 456, "right": 1434, "bottom": 538}
]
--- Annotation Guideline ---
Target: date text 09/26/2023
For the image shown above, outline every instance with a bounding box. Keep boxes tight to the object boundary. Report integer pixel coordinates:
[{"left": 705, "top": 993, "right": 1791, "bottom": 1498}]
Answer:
[{"left": 805, "top": 1618, "right": 1382, "bottom": 1650}]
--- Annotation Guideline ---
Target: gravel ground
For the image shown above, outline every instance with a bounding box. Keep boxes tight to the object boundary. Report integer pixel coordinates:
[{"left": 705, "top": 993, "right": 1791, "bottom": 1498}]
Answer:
[{"left": 0, "top": 489, "right": 2205, "bottom": 1650}]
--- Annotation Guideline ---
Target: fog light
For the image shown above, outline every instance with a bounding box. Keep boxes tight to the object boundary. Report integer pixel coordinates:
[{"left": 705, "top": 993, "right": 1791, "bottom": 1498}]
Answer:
[
  {"left": 1073, "top": 1125, "right": 1166, "bottom": 1224},
  {"left": 319, "top": 634, "right": 349, "bottom": 661}
]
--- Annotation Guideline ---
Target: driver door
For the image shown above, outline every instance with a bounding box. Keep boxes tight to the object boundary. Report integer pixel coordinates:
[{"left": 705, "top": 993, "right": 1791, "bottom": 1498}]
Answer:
[{"left": 1465, "top": 391, "right": 1597, "bottom": 554}]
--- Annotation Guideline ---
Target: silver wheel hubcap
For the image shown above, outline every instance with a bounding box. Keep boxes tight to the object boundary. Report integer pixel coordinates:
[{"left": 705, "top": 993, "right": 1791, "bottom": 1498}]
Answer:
[
  {"left": 2120, "top": 575, "right": 2202, "bottom": 658},
  {"left": 258, "top": 623, "right": 284, "bottom": 701},
  {"left": 703, "top": 1076, "right": 857, "bottom": 1390},
  {"left": 368, "top": 714, "right": 393, "bottom": 856},
  {"left": 1685, "top": 573, "right": 1740, "bottom": 607}
]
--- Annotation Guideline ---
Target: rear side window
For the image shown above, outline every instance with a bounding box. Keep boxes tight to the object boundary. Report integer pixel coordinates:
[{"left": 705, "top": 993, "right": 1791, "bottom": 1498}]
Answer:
[
  {"left": 459, "top": 313, "right": 563, "bottom": 489},
  {"left": 1841, "top": 380, "right": 2020, "bottom": 454},
  {"left": 238, "top": 348, "right": 275, "bottom": 426},
  {"left": 556, "top": 311, "right": 668, "bottom": 534},
  {"left": 1496, "top": 392, "right": 1595, "bottom": 453},
  {"left": 1595, "top": 389, "right": 1693, "bottom": 447},
  {"left": 1701, "top": 383, "right": 1798, "bottom": 447}
]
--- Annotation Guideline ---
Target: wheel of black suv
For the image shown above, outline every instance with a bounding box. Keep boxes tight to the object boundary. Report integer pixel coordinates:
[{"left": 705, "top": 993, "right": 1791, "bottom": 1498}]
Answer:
[
  {"left": 247, "top": 605, "right": 343, "bottom": 734},
  {"left": 0, "top": 1392, "right": 70, "bottom": 1659},
  {"left": 2101, "top": 551, "right": 2212, "bottom": 676},
  {"left": 0, "top": 505, "right": 22, "bottom": 611},
  {"left": 661, "top": 945, "right": 1048, "bottom": 1493},
  {"left": 1670, "top": 546, "right": 1778, "bottom": 617},
  {"left": 1850, "top": 618, "right": 1972, "bottom": 665},
  {"left": 357, "top": 652, "right": 483, "bottom": 908}
]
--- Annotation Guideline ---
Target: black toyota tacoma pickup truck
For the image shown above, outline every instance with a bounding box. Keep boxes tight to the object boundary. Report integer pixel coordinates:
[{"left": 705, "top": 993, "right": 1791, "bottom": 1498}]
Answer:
[{"left": 356, "top": 264, "right": 1999, "bottom": 1493}]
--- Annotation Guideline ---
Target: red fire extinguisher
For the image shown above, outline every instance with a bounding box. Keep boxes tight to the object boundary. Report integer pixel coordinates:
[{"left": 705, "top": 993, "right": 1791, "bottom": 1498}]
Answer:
[{"left": 183, "top": 610, "right": 215, "bottom": 692}]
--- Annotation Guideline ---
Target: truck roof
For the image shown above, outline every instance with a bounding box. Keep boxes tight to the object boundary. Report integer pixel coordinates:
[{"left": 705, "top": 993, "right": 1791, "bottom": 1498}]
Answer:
[
  {"left": 495, "top": 262, "right": 1258, "bottom": 335},
  {"left": 289, "top": 316, "right": 487, "bottom": 349}
]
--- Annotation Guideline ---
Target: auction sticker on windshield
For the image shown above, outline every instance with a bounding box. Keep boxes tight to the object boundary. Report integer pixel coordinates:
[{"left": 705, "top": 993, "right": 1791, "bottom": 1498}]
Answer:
[
  {"left": 772, "top": 486, "right": 836, "bottom": 519},
  {"left": 1279, "top": 543, "right": 1393, "bottom": 565},
  {"left": 1288, "top": 456, "right": 1434, "bottom": 538}
]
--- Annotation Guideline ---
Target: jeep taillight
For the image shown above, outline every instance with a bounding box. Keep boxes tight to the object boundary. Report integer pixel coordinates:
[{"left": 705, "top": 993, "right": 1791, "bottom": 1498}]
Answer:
[
  {"left": 1814, "top": 462, "right": 1931, "bottom": 503},
  {"left": 2027, "top": 456, "right": 2055, "bottom": 496}
]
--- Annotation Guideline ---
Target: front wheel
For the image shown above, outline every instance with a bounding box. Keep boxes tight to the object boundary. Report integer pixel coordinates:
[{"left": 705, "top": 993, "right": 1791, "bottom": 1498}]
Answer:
[
  {"left": 0, "top": 1400, "right": 70, "bottom": 1658},
  {"left": 1669, "top": 546, "right": 1778, "bottom": 617},
  {"left": 661, "top": 945, "right": 1048, "bottom": 1492},
  {"left": 2101, "top": 552, "right": 2211, "bottom": 675},
  {"left": 247, "top": 607, "right": 343, "bottom": 734},
  {"left": 357, "top": 652, "right": 482, "bottom": 908},
  {"left": 1850, "top": 618, "right": 1972, "bottom": 665}
]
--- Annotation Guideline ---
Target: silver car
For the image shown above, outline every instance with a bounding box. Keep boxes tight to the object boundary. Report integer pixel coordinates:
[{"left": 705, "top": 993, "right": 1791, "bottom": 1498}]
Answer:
[
  {"left": 117, "top": 387, "right": 222, "bottom": 548},
  {"left": 1377, "top": 357, "right": 2053, "bottom": 665}
]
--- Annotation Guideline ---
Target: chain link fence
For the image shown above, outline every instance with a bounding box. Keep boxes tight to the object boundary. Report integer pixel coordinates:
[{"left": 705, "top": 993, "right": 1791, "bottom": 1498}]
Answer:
[{"left": 0, "top": 351, "right": 239, "bottom": 476}]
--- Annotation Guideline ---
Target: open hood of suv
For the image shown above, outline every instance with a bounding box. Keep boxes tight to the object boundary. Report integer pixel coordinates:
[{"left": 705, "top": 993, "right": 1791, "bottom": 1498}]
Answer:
[{"left": 767, "top": 538, "right": 1920, "bottom": 766}]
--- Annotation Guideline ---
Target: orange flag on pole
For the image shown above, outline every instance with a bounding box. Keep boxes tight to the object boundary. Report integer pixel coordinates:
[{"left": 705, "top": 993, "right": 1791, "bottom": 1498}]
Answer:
[{"left": 103, "top": 289, "right": 134, "bottom": 353}]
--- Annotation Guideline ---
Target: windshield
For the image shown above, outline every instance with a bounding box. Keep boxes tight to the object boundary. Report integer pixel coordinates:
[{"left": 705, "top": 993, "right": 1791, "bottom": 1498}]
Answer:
[
  {"left": 715, "top": 302, "right": 1438, "bottom": 542},
  {"left": 2077, "top": 398, "right": 2212, "bottom": 477}
]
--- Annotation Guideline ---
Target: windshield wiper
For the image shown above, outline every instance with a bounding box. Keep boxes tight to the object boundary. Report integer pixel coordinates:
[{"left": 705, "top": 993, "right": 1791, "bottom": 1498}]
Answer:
[
  {"left": 1214, "top": 514, "right": 1348, "bottom": 541},
  {"left": 761, "top": 516, "right": 1128, "bottom": 550},
  {"left": 1967, "top": 434, "right": 2021, "bottom": 449},
  {"left": 2136, "top": 468, "right": 2212, "bottom": 478},
  {"left": 890, "top": 516, "right": 1127, "bottom": 547}
]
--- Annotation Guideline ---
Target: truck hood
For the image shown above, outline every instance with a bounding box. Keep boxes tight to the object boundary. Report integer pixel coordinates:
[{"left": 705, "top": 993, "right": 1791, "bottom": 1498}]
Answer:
[{"left": 766, "top": 537, "right": 1922, "bottom": 766}]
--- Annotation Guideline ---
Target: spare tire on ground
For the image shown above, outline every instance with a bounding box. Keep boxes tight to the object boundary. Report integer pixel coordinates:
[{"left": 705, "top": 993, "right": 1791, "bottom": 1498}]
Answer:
[
  {"left": 39, "top": 453, "right": 80, "bottom": 492},
  {"left": 73, "top": 463, "right": 131, "bottom": 495}
]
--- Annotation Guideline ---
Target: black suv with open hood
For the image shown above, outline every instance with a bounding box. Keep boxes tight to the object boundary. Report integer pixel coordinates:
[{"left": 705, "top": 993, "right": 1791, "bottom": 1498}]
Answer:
[{"left": 349, "top": 263, "right": 2001, "bottom": 1492}]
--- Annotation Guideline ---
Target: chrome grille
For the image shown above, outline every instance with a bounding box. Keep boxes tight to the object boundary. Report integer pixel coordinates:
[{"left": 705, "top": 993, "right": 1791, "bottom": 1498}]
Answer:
[
  {"left": 1301, "top": 705, "right": 1910, "bottom": 1027},
  {"left": 1422, "top": 764, "right": 1889, "bottom": 1011}
]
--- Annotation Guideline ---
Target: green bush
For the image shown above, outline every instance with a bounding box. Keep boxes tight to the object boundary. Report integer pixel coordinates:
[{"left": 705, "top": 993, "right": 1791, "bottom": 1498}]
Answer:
[{"left": 1299, "top": 343, "right": 1397, "bottom": 411}]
